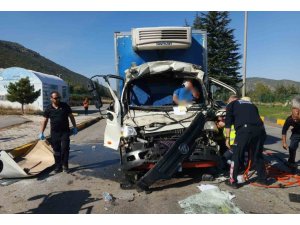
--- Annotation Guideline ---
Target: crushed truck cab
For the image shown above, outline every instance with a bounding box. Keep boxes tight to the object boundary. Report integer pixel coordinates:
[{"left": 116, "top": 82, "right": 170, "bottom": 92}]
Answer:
[{"left": 89, "top": 27, "right": 236, "bottom": 189}]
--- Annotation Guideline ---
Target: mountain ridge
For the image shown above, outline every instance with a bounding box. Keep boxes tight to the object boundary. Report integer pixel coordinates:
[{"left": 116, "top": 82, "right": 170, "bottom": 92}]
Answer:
[
  {"left": 246, "top": 76, "right": 300, "bottom": 91},
  {"left": 0, "top": 40, "right": 89, "bottom": 88}
]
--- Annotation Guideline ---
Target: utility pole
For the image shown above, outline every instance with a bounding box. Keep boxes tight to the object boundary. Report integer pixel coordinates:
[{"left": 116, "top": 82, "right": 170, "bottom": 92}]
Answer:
[{"left": 242, "top": 11, "right": 248, "bottom": 97}]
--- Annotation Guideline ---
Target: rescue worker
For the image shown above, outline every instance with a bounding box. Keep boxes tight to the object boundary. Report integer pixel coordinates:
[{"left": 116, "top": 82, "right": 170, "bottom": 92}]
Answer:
[
  {"left": 39, "top": 91, "right": 78, "bottom": 173},
  {"left": 173, "top": 79, "right": 200, "bottom": 105},
  {"left": 215, "top": 109, "right": 228, "bottom": 155},
  {"left": 224, "top": 95, "right": 267, "bottom": 188},
  {"left": 282, "top": 96, "right": 300, "bottom": 173},
  {"left": 215, "top": 107, "right": 236, "bottom": 170}
]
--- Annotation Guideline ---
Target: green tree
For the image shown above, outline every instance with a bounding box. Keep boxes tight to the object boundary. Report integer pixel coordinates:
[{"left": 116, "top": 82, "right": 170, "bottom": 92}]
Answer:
[
  {"left": 285, "top": 84, "right": 299, "bottom": 101},
  {"left": 192, "top": 12, "right": 242, "bottom": 88},
  {"left": 250, "top": 83, "right": 274, "bottom": 103},
  {"left": 69, "top": 84, "right": 74, "bottom": 94},
  {"left": 7, "top": 77, "right": 41, "bottom": 114},
  {"left": 274, "top": 84, "right": 287, "bottom": 102}
]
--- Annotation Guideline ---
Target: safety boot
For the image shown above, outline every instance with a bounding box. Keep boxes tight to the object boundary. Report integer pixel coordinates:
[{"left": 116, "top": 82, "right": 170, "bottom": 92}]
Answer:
[
  {"left": 54, "top": 165, "right": 63, "bottom": 173},
  {"left": 63, "top": 164, "right": 69, "bottom": 173}
]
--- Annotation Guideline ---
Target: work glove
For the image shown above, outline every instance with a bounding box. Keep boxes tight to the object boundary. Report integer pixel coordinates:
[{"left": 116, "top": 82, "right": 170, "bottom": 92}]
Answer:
[
  {"left": 72, "top": 127, "right": 78, "bottom": 136},
  {"left": 38, "top": 133, "right": 45, "bottom": 140}
]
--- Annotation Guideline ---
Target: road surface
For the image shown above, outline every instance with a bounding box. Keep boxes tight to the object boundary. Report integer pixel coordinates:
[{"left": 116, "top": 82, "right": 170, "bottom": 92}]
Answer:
[{"left": 0, "top": 119, "right": 299, "bottom": 214}]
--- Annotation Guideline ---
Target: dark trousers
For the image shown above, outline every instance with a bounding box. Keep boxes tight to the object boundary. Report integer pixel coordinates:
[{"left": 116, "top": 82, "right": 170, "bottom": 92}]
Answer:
[
  {"left": 230, "top": 125, "right": 267, "bottom": 183},
  {"left": 84, "top": 107, "right": 88, "bottom": 115},
  {"left": 51, "top": 131, "right": 70, "bottom": 168},
  {"left": 221, "top": 148, "right": 233, "bottom": 170},
  {"left": 289, "top": 134, "right": 300, "bottom": 163}
]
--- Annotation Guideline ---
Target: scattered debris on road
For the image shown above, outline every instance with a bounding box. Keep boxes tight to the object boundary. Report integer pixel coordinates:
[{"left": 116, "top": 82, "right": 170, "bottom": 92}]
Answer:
[
  {"left": 197, "top": 184, "right": 219, "bottom": 192},
  {"left": 102, "top": 192, "right": 115, "bottom": 210},
  {"left": 178, "top": 185, "right": 242, "bottom": 214}
]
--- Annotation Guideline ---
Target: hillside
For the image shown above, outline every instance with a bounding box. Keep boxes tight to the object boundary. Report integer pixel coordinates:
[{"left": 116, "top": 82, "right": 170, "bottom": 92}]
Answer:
[
  {"left": 246, "top": 77, "right": 300, "bottom": 91},
  {"left": 0, "top": 40, "right": 89, "bottom": 88}
]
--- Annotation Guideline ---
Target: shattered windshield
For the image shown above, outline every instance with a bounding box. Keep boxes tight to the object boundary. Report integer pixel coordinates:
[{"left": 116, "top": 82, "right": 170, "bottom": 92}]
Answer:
[{"left": 127, "top": 74, "right": 204, "bottom": 107}]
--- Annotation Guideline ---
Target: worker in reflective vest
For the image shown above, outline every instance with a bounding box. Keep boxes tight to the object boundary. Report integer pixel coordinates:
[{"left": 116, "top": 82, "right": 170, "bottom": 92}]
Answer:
[{"left": 215, "top": 109, "right": 236, "bottom": 169}]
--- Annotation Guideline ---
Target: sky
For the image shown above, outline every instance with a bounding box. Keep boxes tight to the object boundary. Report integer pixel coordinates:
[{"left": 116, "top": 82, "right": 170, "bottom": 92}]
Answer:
[{"left": 0, "top": 11, "right": 300, "bottom": 81}]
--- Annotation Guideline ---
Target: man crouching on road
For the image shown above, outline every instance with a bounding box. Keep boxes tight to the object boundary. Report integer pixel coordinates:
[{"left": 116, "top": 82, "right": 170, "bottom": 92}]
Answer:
[
  {"left": 282, "top": 96, "right": 300, "bottom": 173},
  {"left": 39, "top": 91, "right": 78, "bottom": 173},
  {"left": 224, "top": 95, "right": 267, "bottom": 188}
]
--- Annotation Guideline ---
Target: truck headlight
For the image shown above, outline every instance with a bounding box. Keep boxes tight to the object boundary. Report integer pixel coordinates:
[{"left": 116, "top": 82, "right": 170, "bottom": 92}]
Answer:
[{"left": 122, "top": 126, "right": 137, "bottom": 137}]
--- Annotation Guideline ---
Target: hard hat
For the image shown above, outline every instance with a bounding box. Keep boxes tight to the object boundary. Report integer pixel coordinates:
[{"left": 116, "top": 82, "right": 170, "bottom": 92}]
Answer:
[{"left": 216, "top": 109, "right": 226, "bottom": 117}]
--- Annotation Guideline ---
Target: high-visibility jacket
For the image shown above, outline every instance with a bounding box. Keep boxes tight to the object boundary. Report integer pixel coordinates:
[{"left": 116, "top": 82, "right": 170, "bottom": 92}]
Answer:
[{"left": 224, "top": 125, "right": 236, "bottom": 145}]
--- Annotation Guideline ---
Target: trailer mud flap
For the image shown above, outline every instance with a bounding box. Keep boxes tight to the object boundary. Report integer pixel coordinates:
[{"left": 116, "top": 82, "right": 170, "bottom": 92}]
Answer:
[{"left": 136, "top": 112, "right": 206, "bottom": 190}]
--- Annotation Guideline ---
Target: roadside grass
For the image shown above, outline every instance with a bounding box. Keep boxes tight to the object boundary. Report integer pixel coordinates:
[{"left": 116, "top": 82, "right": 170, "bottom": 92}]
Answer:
[
  {"left": 257, "top": 104, "right": 291, "bottom": 120},
  {"left": 0, "top": 107, "right": 42, "bottom": 115}
]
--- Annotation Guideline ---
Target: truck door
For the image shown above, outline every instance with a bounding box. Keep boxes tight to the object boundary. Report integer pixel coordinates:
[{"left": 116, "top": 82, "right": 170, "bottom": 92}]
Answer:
[
  {"left": 208, "top": 77, "right": 237, "bottom": 104},
  {"left": 89, "top": 75, "right": 124, "bottom": 150},
  {"left": 103, "top": 76, "right": 124, "bottom": 150}
]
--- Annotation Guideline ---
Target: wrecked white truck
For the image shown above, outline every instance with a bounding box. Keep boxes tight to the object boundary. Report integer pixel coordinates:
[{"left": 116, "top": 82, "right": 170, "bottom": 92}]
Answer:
[{"left": 88, "top": 27, "right": 236, "bottom": 191}]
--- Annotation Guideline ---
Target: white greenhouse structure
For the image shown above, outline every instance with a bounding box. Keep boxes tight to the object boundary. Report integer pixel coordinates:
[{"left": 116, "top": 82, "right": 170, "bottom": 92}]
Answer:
[{"left": 0, "top": 67, "right": 69, "bottom": 111}]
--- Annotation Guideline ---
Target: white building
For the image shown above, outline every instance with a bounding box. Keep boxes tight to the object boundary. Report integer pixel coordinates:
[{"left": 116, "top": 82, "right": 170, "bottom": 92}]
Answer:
[{"left": 0, "top": 67, "right": 69, "bottom": 111}]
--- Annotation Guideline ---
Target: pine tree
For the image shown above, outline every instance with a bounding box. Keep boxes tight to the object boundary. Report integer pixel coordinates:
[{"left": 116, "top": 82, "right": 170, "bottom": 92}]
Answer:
[
  {"left": 193, "top": 12, "right": 242, "bottom": 88},
  {"left": 7, "top": 77, "right": 41, "bottom": 114}
]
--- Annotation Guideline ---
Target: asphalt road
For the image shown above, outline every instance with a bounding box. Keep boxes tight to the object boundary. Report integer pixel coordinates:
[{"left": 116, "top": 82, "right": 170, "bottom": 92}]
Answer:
[
  {"left": 0, "top": 119, "right": 300, "bottom": 214},
  {"left": 0, "top": 115, "right": 31, "bottom": 130}
]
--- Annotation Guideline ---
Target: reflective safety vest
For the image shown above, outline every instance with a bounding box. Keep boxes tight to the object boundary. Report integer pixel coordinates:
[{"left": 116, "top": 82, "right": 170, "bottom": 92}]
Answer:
[{"left": 224, "top": 125, "right": 236, "bottom": 145}]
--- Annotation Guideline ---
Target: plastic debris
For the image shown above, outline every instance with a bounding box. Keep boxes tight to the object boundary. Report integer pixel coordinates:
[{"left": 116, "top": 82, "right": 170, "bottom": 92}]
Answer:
[
  {"left": 197, "top": 184, "right": 219, "bottom": 192},
  {"left": 102, "top": 192, "right": 114, "bottom": 210},
  {"left": 237, "top": 175, "right": 245, "bottom": 184},
  {"left": 102, "top": 192, "right": 113, "bottom": 202},
  {"left": 92, "top": 145, "right": 96, "bottom": 150},
  {"left": 228, "top": 193, "right": 236, "bottom": 200},
  {"left": 178, "top": 187, "right": 243, "bottom": 214}
]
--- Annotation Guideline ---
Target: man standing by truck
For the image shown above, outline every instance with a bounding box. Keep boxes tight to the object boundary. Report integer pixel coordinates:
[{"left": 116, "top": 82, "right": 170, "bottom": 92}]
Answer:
[
  {"left": 282, "top": 96, "right": 300, "bottom": 173},
  {"left": 39, "top": 91, "right": 78, "bottom": 173},
  {"left": 224, "top": 97, "right": 267, "bottom": 188}
]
